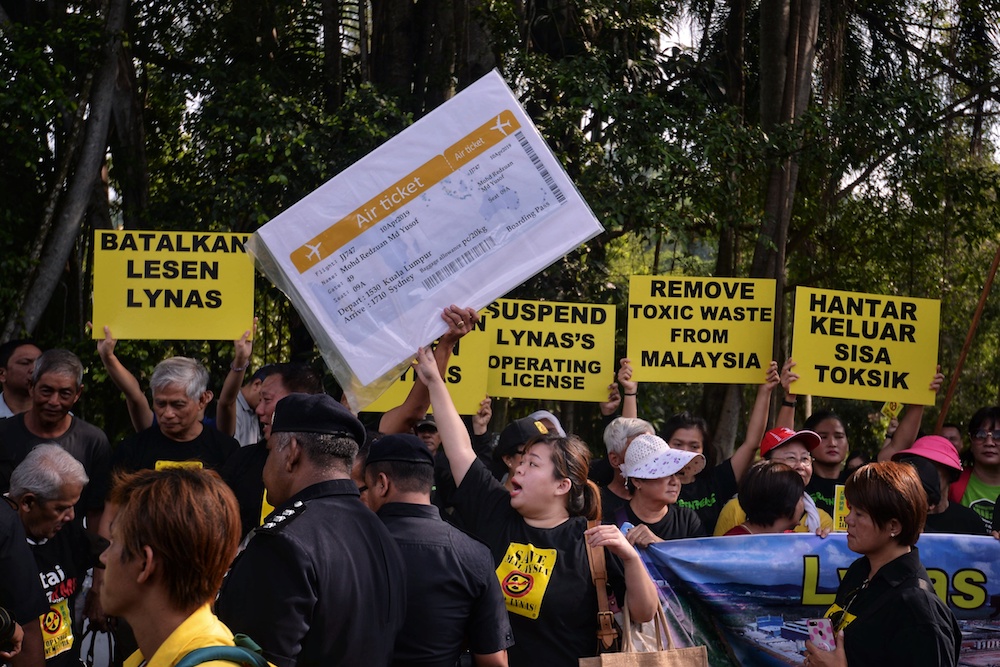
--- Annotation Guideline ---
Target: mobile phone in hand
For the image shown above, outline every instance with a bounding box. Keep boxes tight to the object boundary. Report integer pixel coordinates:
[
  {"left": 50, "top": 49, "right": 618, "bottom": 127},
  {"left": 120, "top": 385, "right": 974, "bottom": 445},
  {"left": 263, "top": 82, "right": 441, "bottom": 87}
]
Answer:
[{"left": 807, "top": 618, "right": 836, "bottom": 651}]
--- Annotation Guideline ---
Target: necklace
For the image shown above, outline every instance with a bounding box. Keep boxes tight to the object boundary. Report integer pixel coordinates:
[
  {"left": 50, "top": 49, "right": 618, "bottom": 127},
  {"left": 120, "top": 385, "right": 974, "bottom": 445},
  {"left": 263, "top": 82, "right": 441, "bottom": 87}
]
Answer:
[{"left": 740, "top": 522, "right": 754, "bottom": 534}]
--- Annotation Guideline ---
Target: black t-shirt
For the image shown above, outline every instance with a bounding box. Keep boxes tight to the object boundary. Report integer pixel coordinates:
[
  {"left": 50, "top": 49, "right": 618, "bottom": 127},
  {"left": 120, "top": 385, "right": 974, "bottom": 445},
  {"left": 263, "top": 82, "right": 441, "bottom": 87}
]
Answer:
[
  {"left": 0, "top": 414, "right": 111, "bottom": 519},
  {"left": 113, "top": 424, "right": 238, "bottom": 473},
  {"left": 219, "top": 440, "right": 269, "bottom": 538},
  {"left": 677, "top": 459, "right": 736, "bottom": 534},
  {"left": 588, "top": 457, "right": 616, "bottom": 487},
  {"left": 607, "top": 503, "right": 705, "bottom": 540},
  {"left": 925, "top": 501, "right": 989, "bottom": 535},
  {"left": 30, "top": 523, "right": 106, "bottom": 667},
  {"left": 600, "top": 486, "right": 629, "bottom": 523},
  {"left": 0, "top": 499, "right": 48, "bottom": 624},
  {"left": 806, "top": 473, "right": 844, "bottom": 516},
  {"left": 452, "top": 459, "right": 626, "bottom": 667}
]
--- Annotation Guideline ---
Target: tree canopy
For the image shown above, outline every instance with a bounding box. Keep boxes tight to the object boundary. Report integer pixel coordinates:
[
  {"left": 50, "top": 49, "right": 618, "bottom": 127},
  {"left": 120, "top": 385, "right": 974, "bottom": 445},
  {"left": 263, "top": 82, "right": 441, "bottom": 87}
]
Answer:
[{"left": 1, "top": 0, "right": 997, "bottom": 453}]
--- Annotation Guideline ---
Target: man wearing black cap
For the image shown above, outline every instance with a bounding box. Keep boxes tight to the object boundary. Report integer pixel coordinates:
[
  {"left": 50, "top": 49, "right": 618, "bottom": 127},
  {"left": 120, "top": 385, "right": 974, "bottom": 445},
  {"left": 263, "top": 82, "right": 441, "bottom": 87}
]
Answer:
[
  {"left": 489, "top": 416, "right": 549, "bottom": 484},
  {"left": 365, "top": 434, "right": 512, "bottom": 666},
  {"left": 413, "top": 415, "right": 441, "bottom": 454},
  {"left": 216, "top": 393, "right": 407, "bottom": 667}
]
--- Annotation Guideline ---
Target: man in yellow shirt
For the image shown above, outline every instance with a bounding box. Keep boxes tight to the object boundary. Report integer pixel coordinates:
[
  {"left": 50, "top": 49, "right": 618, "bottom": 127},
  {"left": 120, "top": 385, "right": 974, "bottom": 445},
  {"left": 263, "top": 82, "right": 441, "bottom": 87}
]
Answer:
[{"left": 99, "top": 467, "right": 269, "bottom": 667}]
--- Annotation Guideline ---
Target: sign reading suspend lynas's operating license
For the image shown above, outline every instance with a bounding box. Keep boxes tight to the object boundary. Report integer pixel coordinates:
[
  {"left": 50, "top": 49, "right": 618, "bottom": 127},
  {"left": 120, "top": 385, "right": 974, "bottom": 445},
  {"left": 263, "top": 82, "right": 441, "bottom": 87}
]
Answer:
[
  {"left": 627, "top": 276, "right": 776, "bottom": 384},
  {"left": 92, "top": 231, "right": 255, "bottom": 340},
  {"left": 485, "top": 299, "right": 616, "bottom": 402},
  {"left": 364, "top": 298, "right": 616, "bottom": 412},
  {"left": 249, "top": 70, "right": 603, "bottom": 406},
  {"left": 790, "top": 287, "right": 940, "bottom": 405}
]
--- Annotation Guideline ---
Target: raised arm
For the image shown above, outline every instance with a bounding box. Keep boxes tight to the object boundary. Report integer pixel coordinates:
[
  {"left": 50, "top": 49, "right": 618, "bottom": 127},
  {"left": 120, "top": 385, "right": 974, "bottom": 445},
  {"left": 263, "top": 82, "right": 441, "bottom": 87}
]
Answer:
[
  {"left": 217, "top": 324, "right": 255, "bottom": 437},
  {"left": 618, "top": 358, "right": 638, "bottom": 419},
  {"left": 413, "top": 345, "right": 477, "bottom": 486},
  {"left": 379, "top": 305, "right": 478, "bottom": 434},
  {"left": 731, "top": 360, "right": 780, "bottom": 483},
  {"left": 472, "top": 395, "right": 492, "bottom": 436},
  {"left": 598, "top": 381, "right": 621, "bottom": 419},
  {"left": 776, "top": 358, "right": 799, "bottom": 430},
  {"left": 878, "top": 367, "right": 944, "bottom": 461},
  {"left": 91, "top": 323, "right": 153, "bottom": 432}
]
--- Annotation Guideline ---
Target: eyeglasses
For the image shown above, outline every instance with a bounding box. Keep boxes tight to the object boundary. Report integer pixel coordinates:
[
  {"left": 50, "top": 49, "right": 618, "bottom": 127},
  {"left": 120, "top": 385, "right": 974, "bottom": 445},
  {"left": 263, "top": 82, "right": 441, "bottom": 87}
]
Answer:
[
  {"left": 771, "top": 455, "right": 813, "bottom": 467},
  {"left": 972, "top": 430, "right": 1000, "bottom": 441},
  {"left": 829, "top": 579, "right": 868, "bottom": 632}
]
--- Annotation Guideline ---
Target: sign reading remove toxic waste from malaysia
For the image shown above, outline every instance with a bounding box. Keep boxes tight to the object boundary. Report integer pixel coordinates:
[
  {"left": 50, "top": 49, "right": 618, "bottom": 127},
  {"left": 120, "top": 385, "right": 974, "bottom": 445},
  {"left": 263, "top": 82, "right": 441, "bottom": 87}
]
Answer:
[
  {"left": 627, "top": 276, "right": 776, "bottom": 384},
  {"left": 790, "top": 287, "right": 940, "bottom": 405},
  {"left": 92, "top": 230, "right": 255, "bottom": 340}
]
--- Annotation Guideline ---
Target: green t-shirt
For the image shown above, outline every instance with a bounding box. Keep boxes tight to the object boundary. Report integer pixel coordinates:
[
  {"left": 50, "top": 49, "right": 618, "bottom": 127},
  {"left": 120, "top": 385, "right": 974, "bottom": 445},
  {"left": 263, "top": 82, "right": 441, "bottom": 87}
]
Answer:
[{"left": 961, "top": 472, "right": 1000, "bottom": 532}]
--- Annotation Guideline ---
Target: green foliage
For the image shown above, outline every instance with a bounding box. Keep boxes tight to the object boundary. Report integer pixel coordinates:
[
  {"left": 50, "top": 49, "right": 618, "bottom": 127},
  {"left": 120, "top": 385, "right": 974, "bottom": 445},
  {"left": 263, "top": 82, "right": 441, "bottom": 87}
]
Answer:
[
  {"left": 1, "top": 0, "right": 998, "bottom": 452},
  {"left": 0, "top": 15, "right": 104, "bottom": 319}
]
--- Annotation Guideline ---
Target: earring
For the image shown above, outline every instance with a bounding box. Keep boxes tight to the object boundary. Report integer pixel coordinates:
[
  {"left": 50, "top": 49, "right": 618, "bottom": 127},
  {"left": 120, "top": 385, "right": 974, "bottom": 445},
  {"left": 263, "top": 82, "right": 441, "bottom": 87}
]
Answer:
[{"left": 890, "top": 532, "right": 896, "bottom": 538}]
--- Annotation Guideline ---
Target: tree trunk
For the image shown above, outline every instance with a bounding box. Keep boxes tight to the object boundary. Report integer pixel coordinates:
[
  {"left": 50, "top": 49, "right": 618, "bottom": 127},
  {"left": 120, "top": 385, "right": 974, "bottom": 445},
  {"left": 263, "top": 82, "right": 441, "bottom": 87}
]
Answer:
[
  {"left": 454, "top": 0, "right": 495, "bottom": 89},
  {"left": 702, "top": 0, "right": 748, "bottom": 455},
  {"left": 3, "top": 0, "right": 128, "bottom": 336},
  {"left": 321, "top": 0, "right": 342, "bottom": 111},
  {"left": 418, "top": 0, "right": 455, "bottom": 112},
  {"left": 752, "top": 0, "right": 820, "bottom": 363},
  {"left": 370, "top": 0, "right": 417, "bottom": 103},
  {"left": 108, "top": 34, "right": 148, "bottom": 229}
]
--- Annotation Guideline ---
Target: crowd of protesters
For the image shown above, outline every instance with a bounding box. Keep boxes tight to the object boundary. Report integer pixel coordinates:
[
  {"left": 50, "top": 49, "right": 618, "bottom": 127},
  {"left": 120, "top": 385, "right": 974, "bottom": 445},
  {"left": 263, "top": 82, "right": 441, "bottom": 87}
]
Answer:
[{"left": 0, "top": 305, "right": 996, "bottom": 667}]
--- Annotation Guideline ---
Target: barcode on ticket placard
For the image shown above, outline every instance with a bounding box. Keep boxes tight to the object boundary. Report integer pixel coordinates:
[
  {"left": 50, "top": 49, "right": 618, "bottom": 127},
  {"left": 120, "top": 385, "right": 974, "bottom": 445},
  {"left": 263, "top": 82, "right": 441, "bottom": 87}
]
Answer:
[
  {"left": 515, "top": 130, "right": 566, "bottom": 204},
  {"left": 420, "top": 238, "right": 497, "bottom": 291}
]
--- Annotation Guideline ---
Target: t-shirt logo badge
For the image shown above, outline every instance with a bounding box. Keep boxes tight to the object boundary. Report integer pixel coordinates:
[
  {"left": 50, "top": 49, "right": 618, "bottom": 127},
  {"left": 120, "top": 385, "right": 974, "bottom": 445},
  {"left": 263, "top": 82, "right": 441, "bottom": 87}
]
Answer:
[
  {"left": 495, "top": 542, "right": 557, "bottom": 619},
  {"left": 501, "top": 571, "right": 533, "bottom": 597}
]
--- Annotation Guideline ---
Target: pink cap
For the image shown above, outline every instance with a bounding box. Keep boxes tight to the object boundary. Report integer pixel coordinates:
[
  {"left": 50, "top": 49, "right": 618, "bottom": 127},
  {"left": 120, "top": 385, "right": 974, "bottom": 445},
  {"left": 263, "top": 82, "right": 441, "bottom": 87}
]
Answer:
[{"left": 892, "top": 435, "right": 962, "bottom": 472}]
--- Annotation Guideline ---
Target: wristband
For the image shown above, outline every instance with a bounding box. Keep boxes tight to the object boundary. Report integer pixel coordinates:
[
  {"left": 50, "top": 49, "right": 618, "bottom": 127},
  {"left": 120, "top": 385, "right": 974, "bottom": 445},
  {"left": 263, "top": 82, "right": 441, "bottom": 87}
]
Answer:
[
  {"left": 782, "top": 400, "right": 796, "bottom": 408},
  {"left": 624, "top": 392, "right": 637, "bottom": 396},
  {"left": 231, "top": 362, "right": 249, "bottom": 373}
]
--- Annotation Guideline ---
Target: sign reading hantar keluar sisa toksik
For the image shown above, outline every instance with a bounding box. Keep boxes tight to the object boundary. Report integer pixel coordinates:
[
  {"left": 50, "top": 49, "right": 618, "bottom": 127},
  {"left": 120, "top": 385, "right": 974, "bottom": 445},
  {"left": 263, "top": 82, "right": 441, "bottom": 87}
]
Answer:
[{"left": 790, "top": 287, "right": 940, "bottom": 405}]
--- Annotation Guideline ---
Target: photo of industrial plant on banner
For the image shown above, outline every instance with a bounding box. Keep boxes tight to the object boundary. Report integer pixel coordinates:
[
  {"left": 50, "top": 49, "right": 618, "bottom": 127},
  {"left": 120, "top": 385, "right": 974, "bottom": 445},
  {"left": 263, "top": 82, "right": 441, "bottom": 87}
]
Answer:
[{"left": 642, "top": 533, "right": 1000, "bottom": 666}]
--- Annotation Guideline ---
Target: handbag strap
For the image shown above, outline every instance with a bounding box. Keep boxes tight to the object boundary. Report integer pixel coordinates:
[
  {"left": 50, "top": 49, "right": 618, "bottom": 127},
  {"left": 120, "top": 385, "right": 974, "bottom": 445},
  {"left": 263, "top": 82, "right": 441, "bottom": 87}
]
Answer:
[
  {"left": 621, "top": 595, "right": 675, "bottom": 652},
  {"left": 585, "top": 519, "right": 619, "bottom": 650}
]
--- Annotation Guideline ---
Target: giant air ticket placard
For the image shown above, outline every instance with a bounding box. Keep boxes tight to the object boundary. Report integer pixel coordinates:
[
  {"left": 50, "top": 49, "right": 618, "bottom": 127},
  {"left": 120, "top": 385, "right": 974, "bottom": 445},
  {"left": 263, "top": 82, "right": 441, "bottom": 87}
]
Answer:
[{"left": 249, "top": 71, "right": 604, "bottom": 409}]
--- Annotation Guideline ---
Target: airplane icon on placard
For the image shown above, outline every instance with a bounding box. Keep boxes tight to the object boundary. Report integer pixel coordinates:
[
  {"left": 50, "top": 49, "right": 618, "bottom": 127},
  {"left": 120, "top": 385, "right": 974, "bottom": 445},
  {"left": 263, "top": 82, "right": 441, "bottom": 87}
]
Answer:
[
  {"left": 305, "top": 242, "right": 322, "bottom": 260},
  {"left": 491, "top": 115, "right": 512, "bottom": 136}
]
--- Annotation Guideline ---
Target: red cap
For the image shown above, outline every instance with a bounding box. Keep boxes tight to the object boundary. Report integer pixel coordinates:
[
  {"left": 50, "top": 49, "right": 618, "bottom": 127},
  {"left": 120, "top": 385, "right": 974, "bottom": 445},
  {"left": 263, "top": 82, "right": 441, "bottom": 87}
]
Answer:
[{"left": 760, "top": 427, "right": 821, "bottom": 458}]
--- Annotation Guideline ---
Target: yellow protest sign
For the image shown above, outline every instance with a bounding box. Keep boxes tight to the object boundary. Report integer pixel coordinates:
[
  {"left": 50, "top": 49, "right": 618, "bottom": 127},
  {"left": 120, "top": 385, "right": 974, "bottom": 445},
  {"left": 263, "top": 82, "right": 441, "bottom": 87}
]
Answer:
[
  {"left": 485, "top": 299, "right": 616, "bottom": 402},
  {"left": 833, "top": 484, "right": 848, "bottom": 532},
  {"left": 363, "top": 321, "right": 490, "bottom": 415},
  {"left": 881, "top": 401, "right": 903, "bottom": 420},
  {"left": 790, "top": 287, "right": 940, "bottom": 405},
  {"left": 626, "top": 276, "right": 775, "bottom": 383},
  {"left": 92, "top": 231, "right": 255, "bottom": 340}
]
